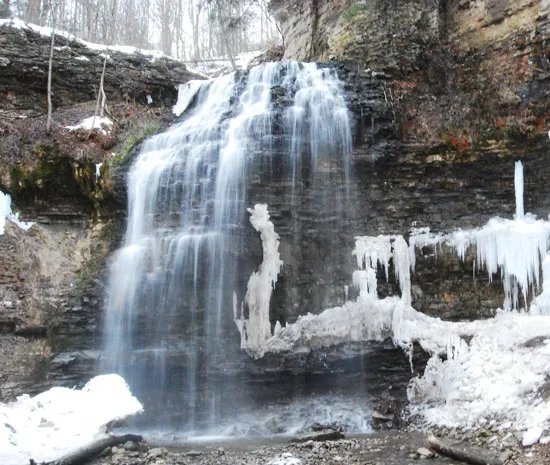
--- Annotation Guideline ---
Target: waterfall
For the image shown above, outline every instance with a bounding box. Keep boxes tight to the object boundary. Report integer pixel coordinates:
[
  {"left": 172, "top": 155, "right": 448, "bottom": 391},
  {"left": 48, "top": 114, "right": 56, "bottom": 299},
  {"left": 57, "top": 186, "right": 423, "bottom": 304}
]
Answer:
[{"left": 101, "top": 61, "right": 353, "bottom": 432}]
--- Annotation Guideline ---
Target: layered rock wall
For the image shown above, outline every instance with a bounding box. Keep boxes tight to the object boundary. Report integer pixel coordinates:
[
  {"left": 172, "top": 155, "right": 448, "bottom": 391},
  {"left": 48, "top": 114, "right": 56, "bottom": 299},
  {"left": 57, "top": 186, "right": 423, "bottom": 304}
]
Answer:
[{"left": 265, "top": 0, "right": 550, "bottom": 322}]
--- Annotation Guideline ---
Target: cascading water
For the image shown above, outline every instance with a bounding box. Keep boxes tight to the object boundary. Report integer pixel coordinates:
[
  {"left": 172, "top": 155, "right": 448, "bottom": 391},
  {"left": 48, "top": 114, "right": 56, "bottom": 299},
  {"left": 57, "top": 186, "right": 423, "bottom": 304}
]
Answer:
[{"left": 101, "top": 61, "right": 355, "bottom": 433}]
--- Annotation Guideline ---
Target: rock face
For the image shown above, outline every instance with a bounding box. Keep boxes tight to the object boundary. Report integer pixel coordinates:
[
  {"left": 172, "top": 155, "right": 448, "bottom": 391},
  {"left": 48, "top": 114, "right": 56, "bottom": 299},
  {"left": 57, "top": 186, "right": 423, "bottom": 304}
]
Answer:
[
  {"left": 3, "top": 1, "right": 550, "bottom": 428},
  {"left": 0, "top": 22, "right": 201, "bottom": 111},
  {"left": 0, "top": 22, "right": 201, "bottom": 401},
  {"left": 266, "top": 0, "right": 550, "bottom": 321}
]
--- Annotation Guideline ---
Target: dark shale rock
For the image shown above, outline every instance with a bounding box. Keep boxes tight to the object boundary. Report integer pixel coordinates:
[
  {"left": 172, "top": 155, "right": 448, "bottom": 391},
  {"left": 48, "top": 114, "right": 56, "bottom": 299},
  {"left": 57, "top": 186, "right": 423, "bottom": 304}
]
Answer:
[
  {"left": 0, "top": 21, "right": 203, "bottom": 112},
  {"left": 293, "top": 428, "right": 345, "bottom": 442}
]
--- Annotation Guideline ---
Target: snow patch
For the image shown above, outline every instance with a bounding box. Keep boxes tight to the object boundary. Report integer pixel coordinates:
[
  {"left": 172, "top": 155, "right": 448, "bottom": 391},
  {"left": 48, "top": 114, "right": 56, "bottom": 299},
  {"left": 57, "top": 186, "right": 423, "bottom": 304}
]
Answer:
[
  {"left": 523, "top": 427, "right": 544, "bottom": 447},
  {"left": 0, "top": 374, "right": 143, "bottom": 465},
  {"left": 66, "top": 116, "right": 113, "bottom": 135},
  {"left": 0, "top": 191, "right": 10, "bottom": 235}
]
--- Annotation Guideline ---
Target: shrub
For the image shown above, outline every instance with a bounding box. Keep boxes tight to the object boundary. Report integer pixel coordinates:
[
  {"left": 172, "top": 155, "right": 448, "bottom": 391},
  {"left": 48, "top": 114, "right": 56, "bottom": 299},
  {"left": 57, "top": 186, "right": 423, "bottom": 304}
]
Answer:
[{"left": 341, "top": 3, "right": 369, "bottom": 22}]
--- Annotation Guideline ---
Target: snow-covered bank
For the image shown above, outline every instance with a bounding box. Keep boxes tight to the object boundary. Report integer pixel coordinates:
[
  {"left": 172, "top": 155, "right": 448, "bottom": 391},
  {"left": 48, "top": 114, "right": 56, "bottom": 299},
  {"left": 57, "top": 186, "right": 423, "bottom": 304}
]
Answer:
[
  {"left": 0, "top": 374, "right": 142, "bottom": 465},
  {"left": 0, "top": 18, "right": 168, "bottom": 61}
]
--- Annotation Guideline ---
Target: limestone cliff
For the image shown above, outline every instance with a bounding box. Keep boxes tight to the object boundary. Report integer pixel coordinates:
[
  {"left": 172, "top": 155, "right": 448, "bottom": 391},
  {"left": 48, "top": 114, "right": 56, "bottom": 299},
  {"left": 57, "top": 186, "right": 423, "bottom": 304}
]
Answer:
[
  {"left": 267, "top": 0, "right": 550, "bottom": 320},
  {"left": 270, "top": 0, "right": 550, "bottom": 147}
]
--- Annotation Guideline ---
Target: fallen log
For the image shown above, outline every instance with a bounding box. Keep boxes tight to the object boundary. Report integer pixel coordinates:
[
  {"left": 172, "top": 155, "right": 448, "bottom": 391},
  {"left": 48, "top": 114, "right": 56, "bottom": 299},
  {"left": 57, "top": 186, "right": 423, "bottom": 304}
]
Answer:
[
  {"left": 40, "top": 433, "right": 143, "bottom": 465},
  {"left": 428, "top": 434, "right": 503, "bottom": 465}
]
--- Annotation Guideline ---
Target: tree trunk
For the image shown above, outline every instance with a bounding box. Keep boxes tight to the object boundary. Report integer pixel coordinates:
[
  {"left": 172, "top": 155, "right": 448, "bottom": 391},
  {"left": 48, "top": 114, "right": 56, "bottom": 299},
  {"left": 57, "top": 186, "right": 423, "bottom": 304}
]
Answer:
[
  {"left": 93, "top": 53, "right": 108, "bottom": 128},
  {"left": 42, "top": 434, "right": 143, "bottom": 465},
  {"left": 26, "top": 0, "right": 41, "bottom": 23},
  {"left": 46, "top": 3, "right": 55, "bottom": 136},
  {"left": 428, "top": 434, "right": 503, "bottom": 465}
]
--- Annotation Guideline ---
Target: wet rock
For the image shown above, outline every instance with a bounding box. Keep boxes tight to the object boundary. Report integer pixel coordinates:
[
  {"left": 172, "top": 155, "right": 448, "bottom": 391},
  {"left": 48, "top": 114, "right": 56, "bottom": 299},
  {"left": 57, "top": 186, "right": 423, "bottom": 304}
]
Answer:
[
  {"left": 293, "top": 428, "right": 345, "bottom": 443},
  {"left": 417, "top": 447, "right": 435, "bottom": 458},
  {"left": 147, "top": 447, "right": 166, "bottom": 458},
  {"left": 123, "top": 440, "right": 138, "bottom": 451}
]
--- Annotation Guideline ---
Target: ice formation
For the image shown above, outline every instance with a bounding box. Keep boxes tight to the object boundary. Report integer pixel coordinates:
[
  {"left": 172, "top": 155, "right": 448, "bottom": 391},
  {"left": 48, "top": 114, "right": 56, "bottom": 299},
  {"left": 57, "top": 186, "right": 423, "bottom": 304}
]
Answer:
[
  {"left": 0, "top": 374, "right": 142, "bottom": 465},
  {"left": 447, "top": 216, "right": 550, "bottom": 310},
  {"left": 0, "top": 191, "right": 10, "bottom": 235},
  {"left": 515, "top": 160, "right": 524, "bottom": 220},
  {"left": 258, "top": 161, "right": 550, "bottom": 442},
  {"left": 0, "top": 191, "right": 34, "bottom": 235},
  {"left": 95, "top": 162, "right": 103, "bottom": 180},
  {"left": 234, "top": 205, "right": 283, "bottom": 357},
  {"left": 172, "top": 80, "right": 208, "bottom": 116}
]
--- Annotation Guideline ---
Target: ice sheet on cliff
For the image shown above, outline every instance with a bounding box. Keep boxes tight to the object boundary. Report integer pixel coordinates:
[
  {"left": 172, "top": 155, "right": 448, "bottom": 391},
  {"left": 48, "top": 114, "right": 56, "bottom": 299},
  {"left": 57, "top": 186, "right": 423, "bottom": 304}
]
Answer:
[
  {"left": 0, "top": 374, "right": 142, "bottom": 465},
  {"left": 238, "top": 163, "right": 550, "bottom": 443},
  {"left": 0, "top": 191, "right": 34, "bottom": 235}
]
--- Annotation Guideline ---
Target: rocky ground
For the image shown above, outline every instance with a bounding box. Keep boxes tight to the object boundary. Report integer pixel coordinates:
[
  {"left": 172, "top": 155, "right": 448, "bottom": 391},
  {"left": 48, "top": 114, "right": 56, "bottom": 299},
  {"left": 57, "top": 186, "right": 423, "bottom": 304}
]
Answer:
[{"left": 88, "top": 428, "right": 549, "bottom": 465}]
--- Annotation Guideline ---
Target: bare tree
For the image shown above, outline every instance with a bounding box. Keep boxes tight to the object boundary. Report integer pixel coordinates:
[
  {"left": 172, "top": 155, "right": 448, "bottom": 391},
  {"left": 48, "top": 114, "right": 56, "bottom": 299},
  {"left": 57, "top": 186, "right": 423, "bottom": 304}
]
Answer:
[
  {"left": 46, "top": 0, "right": 55, "bottom": 136},
  {"left": 26, "top": 0, "right": 40, "bottom": 23},
  {"left": 92, "top": 53, "right": 108, "bottom": 129},
  {"left": 0, "top": 0, "right": 11, "bottom": 18},
  {"left": 10, "top": 0, "right": 281, "bottom": 67}
]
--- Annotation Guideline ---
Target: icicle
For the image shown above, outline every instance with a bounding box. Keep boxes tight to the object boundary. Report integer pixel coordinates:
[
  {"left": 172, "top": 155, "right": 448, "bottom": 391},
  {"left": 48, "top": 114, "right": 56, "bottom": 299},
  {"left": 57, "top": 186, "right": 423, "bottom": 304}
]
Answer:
[
  {"left": 95, "top": 162, "right": 103, "bottom": 180},
  {"left": 393, "top": 236, "right": 412, "bottom": 306}
]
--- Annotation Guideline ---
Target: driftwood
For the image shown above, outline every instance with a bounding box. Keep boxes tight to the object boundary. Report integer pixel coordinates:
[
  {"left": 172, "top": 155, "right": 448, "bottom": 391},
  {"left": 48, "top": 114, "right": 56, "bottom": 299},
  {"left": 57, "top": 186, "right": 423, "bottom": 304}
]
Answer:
[
  {"left": 40, "top": 433, "right": 143, "bottom": 465},
  {"left": 428, "top": 434, "right": 503, "bottom": 465}
]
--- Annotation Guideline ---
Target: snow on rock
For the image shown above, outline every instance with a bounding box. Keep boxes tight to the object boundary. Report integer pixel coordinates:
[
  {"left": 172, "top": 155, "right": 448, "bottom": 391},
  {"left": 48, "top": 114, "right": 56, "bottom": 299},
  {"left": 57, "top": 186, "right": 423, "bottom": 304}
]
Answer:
[
  {"left": 0, "top": 374, "right": 143, "bottom": 465},
  {"left": 0, "top": 191, "right": 34, "bottom": 235},
  {"left": 173, "top": 80, "right": 209, "bottom": 116},
  {"left": 66, "top": 116, "right": 113, "bottom": 134},
  {"left": 523, "top": 427, "right": 544, "bottom": 447},
  {"left": 0, "top": 18, "right": 168, "bottom": 60},
  {"left": 234, "top": 204, "right": 283, "bottom": 357}
]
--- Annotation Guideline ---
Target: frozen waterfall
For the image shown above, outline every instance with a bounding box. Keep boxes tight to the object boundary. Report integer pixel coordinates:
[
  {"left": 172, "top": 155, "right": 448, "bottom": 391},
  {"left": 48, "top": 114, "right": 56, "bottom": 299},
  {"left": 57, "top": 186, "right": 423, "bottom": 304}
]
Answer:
[{"left": 101, "top": 62, "right": 353, "bottom": 432}]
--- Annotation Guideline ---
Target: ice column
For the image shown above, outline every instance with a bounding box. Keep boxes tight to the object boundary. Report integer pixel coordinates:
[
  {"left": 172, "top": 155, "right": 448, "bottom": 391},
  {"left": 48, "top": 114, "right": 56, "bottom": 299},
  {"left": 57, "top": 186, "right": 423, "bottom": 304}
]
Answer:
[
  {"left": 234, "top": 204, "right": 283, "bottom": 358},
  {"left": 515, "top": 160, "right": 524, "bottom": 220}
]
